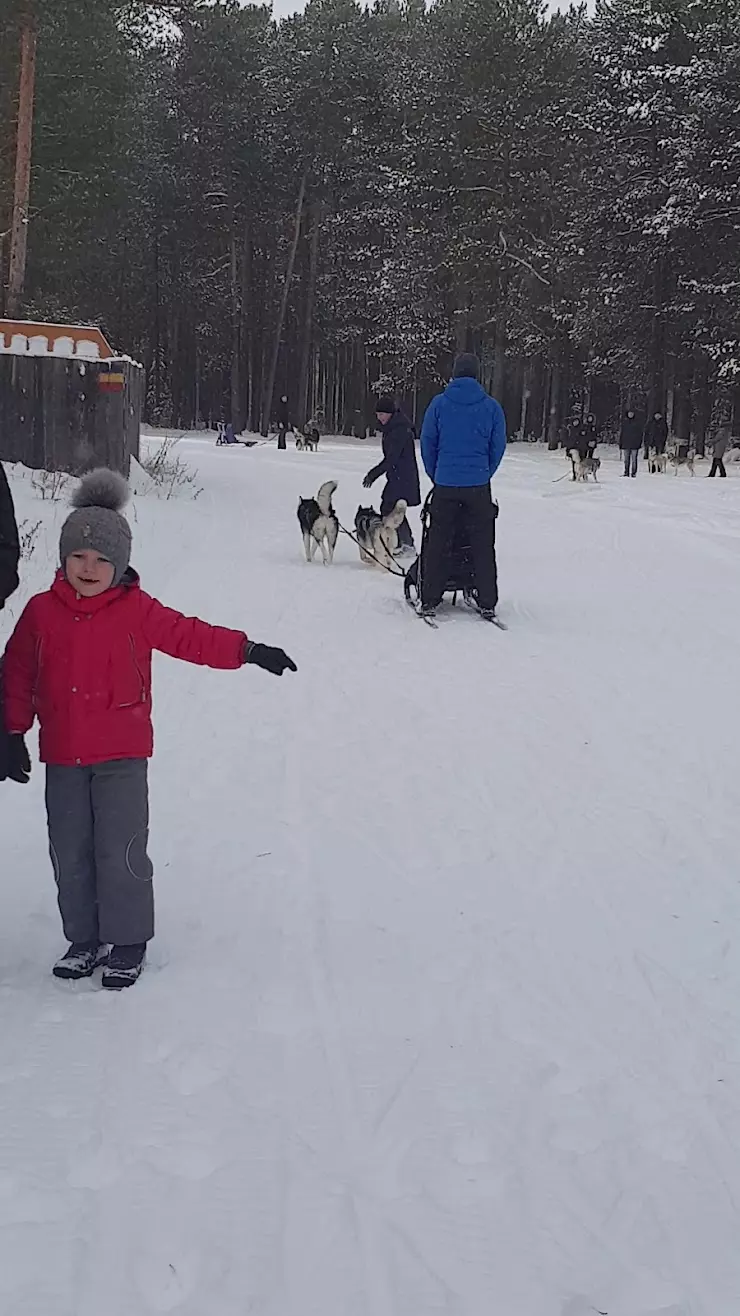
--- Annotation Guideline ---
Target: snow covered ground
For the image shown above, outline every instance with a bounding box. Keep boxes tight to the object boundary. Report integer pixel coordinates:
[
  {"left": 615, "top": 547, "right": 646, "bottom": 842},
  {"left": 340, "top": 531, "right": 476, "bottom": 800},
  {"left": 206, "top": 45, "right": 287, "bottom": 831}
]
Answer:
[{"left": 2, "top": 435, "right": 740, "bottom": 1316}]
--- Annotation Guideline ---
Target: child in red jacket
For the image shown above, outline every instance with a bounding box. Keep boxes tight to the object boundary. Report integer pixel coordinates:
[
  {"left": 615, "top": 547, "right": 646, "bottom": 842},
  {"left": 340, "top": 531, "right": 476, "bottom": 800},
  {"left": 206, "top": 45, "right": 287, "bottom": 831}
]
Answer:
[{"left": 3, "top": 469, "right": 296, "bottom": 989}]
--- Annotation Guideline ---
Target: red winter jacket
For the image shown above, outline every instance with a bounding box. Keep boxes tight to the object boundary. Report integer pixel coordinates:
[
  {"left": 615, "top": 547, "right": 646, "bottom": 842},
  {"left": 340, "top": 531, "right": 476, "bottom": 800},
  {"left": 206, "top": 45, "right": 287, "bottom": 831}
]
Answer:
[{"left": 3, "top": 570, "right": 248, "bottom": 766}]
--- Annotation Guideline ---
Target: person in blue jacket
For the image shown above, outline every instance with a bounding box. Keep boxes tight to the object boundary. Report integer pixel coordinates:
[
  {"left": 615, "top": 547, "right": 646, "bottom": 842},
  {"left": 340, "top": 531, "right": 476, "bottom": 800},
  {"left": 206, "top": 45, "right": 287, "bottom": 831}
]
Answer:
[{"left": 419, "top": 352, "right": 506, "bottom": 617}]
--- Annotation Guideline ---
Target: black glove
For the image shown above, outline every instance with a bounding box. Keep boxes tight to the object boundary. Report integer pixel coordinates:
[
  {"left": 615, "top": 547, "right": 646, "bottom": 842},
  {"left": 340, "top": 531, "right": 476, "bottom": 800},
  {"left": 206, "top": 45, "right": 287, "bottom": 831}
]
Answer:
[
  {"left": 245, "top": 642, "right": 297, "bottom": 677},
  {"left": 1, "top": 733, "right": 31, "bottom": 785},
  {"left": 362, "top": 473, "right": 375, "bottom": 489}
]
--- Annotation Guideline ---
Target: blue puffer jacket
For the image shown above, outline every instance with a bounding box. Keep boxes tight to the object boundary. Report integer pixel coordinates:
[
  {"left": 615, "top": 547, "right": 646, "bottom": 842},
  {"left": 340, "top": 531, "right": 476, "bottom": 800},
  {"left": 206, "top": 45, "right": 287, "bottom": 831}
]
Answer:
[{"left": 420, "top": 378, "right": 507, "bottom": 487}]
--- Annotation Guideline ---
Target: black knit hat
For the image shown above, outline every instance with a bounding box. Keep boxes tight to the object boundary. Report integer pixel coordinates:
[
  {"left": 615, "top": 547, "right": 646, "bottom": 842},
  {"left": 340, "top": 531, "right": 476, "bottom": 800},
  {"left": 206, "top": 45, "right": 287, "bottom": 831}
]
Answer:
[
  {"left": 375, "top": 395, "right": 396, "bottom": 414},
  {"left": 452, "top": 352, "right": 480, "bottom": 380}
]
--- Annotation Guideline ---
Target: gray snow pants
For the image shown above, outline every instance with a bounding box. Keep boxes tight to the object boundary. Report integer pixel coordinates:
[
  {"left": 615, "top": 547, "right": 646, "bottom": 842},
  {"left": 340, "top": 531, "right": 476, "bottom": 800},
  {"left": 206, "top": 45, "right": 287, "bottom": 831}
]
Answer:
[{"left": 45, "top": 759, "right": 154, "bottom": 946}]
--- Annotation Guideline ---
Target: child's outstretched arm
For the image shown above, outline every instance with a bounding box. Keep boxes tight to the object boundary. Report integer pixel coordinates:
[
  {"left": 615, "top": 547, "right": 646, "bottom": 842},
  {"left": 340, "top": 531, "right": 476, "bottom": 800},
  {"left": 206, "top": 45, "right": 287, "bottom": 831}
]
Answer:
[{"left": 142, "top": 595, "right": 296, "bottom": 677}]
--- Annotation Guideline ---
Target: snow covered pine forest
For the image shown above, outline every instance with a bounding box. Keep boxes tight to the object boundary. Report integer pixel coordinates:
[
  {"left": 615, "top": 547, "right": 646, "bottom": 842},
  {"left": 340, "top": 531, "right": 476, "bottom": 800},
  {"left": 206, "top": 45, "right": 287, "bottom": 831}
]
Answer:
[
  {"left": 3, "top": 434, "right": 740, "bottom": 1316},
  {"left": 2, "top": 0, "right": 740, "bottom": 437}
]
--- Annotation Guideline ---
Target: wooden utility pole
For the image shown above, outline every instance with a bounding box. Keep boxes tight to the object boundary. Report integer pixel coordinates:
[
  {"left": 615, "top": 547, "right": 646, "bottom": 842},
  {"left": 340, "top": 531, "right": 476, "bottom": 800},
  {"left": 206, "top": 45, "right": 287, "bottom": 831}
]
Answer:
[{"left": 6, "top": 4, "right": 38, "bottom": 317}]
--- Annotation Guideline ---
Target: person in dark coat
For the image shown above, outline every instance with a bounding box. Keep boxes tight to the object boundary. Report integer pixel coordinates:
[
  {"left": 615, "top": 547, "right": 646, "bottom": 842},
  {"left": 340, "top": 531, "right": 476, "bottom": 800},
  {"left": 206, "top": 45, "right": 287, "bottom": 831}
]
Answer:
[
  {"left": 643, "top": 411, "right": 668, "bottom": 464},
  {"left": 620, "top": 410, "right": 643, "bottom": 477},
  {"left": 708, "top": 426, "right": 730, "bottom": 478},
  {"left": 0, "top": 461, "right": 29, "bottom": 785},
  {"left": 276, "top": 396, "right": 290, "bottom": 450},
  {"left": 419, "top": 353, "right": 506, "bottom": 617},
  {"left": 363, "top": 396, "right": 421, "bottom": 552},
  {"left": 568, "top": 414, "right": 599, "bottom": 477}
]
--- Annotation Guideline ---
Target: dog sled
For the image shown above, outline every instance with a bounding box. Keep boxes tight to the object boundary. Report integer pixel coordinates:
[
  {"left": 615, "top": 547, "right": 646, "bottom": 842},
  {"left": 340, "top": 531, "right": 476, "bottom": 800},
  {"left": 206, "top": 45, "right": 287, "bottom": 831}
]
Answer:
[{"left": 404, "top": 492, "right": 503, "bottom": 625}]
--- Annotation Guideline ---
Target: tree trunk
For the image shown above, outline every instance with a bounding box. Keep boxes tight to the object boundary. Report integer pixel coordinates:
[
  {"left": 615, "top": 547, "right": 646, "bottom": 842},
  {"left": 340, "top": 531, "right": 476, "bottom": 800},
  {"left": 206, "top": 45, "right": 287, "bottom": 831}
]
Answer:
[
  {"left": 547, "top": 358, "right": 562, "bottom": 449},
  {"left": 492, "top": 323, "right": 507, "bottom": 402},
  {"left": 691, "top": 352, "right": 711, "bottom": 457},
  {"left": 262, "top": 171, "right": 307, "bottom": 435},
  {"left": 518, "top": 358, "right": 532, "bottom": 438},
  {"left": 241, "top": 218, "right": 252, "bottom": 430},
  {"left": 649, "top": 255, "right": 667, "bottom": 415},
  {"left": 229, "top": 218, "right": 241, "bottom": 430},
  {"left": 673, "top": 356, "right": 694, "bottom": 443},
  {"left": 6, "top": 3, "right": 37, "bottom": 317},
  {"left": 731, "top": 384, "right": 740, "bottom": 438},
  {"left": 297, "top": 199, "right": 322, "bottom": 427}
]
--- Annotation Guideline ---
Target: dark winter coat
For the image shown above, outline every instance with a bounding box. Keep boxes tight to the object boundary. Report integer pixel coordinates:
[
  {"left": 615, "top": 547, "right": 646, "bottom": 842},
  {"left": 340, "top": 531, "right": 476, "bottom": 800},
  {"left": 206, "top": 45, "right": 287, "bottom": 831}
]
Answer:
[
  {"left": 421, "top": 377, "right": 506, "bottom": 487},
  {"left": 3, "top": 569, "right": 248, "bottom": 767},
  {"left": 712, "top": 428, "right": 731, "bottom": 459},
  {"left": 276, "top": 399, "right": 290, "bottom": 429},
  {"left": 570, "top": 421, "right": 598, "bottom": 459},
  {"left": 620, "top": 415, "right": 643, "bottom": 451},
  {"left": 366, "top": 410, "right": 421, "bottom": 509},
  {"left": 643, "top": 416, "right": 668, "bottom": 454},
  {"left": 0, "top": 462, "right": 20, "bottom": 611}
]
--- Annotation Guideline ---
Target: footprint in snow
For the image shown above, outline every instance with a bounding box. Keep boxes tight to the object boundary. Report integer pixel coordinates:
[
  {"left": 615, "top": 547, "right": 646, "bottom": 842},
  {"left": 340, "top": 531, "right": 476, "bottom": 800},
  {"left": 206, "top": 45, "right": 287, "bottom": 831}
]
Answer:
[
  {"left": 147, "top": 1139, "right": 222, "bottom": 1182},
  {"left": 165, "top": 1047, "right": 227, "bottom": 1096},
  {"left": 135, "top": 1251, "right": 199, "bottom": 1313},
  {"left": 68, "top": 1144, "right": 123, "bottom": 1190}
]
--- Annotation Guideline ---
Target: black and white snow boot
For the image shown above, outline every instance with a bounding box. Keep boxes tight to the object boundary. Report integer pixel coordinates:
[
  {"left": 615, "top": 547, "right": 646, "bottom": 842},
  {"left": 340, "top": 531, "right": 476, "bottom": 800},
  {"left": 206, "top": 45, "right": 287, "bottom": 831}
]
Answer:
[
  {"left": 102, "top": 943, "right": 146, "bottom": 991},
  {"left": 53, "top": 941, "right": 108, "bottom": 980}
]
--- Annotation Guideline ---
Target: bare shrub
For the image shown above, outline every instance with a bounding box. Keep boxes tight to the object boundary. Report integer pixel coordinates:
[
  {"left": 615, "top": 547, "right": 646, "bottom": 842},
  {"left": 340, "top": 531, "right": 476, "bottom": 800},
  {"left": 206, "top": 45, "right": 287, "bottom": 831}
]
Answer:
[
  {"left": 31, "top": 468, "right": 68, "bottom": 501},
  {"left": 139, "top": 439, "right": 202, "bottom": 500},
  {"left": 18, "top": 519, "right": 42, "bottom": 559}
]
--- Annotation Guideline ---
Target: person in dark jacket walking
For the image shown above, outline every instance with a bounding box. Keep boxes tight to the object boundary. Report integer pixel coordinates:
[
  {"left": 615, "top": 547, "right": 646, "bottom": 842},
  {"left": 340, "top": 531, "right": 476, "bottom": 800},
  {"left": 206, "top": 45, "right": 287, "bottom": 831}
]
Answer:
[
  {"left": 620, "top": 410, "right": 642, "bottom": 477},
  {"left": 0, "top": 461, "right": 28, "bottom": 786},
  {"left": 276, "top": 396, "right": 290, "bottom": 450},
  {"left": 3, "top": 468, "right": 296, "bottom": 988},
  {"left": 708, "top": 426, "right": 730, "bottom": 477},
  {"left": 643, "top": 411, "right": 668, "bottom": 465},
  {"left": 419, "top": 353, "right": 506, "bottom": 617},
  {"left": 363, "top": 396, "right": 421, "bottom": 551}
]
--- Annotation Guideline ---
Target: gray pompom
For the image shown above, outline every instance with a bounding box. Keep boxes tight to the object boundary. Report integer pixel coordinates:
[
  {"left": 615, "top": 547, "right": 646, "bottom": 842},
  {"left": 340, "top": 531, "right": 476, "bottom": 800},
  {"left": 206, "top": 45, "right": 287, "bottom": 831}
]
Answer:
[{"left": 71, "top": 467, "right": 129, "bottom": 513}]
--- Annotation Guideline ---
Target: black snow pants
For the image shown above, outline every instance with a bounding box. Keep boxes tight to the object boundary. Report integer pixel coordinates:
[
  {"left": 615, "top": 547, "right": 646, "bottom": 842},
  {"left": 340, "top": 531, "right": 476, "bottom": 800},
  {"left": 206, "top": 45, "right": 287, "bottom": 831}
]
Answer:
[
  {"left": 421, "top": 483, "right": 498, "bottom": 611},
  {"left": 45, "top": 759, "right": 154, "bottom": 946}
]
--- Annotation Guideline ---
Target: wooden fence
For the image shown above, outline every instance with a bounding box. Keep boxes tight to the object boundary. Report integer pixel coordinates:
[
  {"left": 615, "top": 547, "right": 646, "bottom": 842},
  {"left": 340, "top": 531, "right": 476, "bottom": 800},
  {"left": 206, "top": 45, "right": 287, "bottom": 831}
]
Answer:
[{"left": 0, "top": 355, "right": 144, "bottom": 475}]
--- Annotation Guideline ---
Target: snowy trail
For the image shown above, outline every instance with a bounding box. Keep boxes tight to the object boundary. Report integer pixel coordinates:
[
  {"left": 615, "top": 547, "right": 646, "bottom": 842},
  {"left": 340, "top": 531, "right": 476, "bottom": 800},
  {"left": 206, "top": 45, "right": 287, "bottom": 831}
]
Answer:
[{"left": 2, "top": 438, "right": 740, "bottom": 1316}]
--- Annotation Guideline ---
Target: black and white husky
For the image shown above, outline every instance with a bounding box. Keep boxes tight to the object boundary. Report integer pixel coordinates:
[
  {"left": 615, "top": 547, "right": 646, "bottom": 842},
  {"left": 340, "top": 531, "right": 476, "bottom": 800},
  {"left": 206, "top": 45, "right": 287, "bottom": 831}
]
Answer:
[
  {"left": 297, "top": 480, "right": 339, "bottom": 564},
  {"left": 354, "top": 499, "right": 408, "bottom": 570}
]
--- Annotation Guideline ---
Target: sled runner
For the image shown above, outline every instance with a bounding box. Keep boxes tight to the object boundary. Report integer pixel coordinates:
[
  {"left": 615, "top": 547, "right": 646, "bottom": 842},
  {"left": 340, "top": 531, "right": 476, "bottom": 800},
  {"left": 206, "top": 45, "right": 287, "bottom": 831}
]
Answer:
[{"left": 404, "top": 491, "right": 500, "bottom": 618}]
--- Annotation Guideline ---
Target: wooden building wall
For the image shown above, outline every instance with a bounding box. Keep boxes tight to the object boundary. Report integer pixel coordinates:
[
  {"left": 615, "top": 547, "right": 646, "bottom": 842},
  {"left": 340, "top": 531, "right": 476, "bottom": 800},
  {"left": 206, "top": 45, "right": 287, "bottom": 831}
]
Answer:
[{"left": 0, "top": 356, "right": 143, "bottom": 476}]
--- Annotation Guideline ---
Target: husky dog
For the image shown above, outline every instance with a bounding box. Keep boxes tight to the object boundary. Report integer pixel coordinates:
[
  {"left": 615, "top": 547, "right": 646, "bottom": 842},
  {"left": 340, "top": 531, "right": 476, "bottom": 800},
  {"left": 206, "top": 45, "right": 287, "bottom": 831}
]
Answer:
[
  {"left": 354, "top": 499, "right": 408, "bottom": 570},
  {"left": 297, "top": 481, "right": 339, "bottom": 564},
  {"left": 668, "top": 444, "right": 695, "bottom": 476},
  {"left": 574, "top": 453, "right": 601, "bottom": 482},
  {"left": 649, "top": 451, "right": 667, "bottom": 473}
]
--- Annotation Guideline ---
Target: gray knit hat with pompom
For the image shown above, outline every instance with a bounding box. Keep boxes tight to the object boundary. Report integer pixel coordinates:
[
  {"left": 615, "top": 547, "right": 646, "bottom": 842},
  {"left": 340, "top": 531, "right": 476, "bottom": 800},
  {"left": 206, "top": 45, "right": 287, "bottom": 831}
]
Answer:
[{"left": 59, "top": 468, "right": 132, "bottom": 586}]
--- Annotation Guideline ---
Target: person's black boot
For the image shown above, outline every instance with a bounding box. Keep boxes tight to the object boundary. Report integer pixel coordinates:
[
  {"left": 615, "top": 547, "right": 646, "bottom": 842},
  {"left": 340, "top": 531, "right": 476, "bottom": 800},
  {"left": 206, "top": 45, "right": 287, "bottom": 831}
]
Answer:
[
  {"left": 53, "top": 942, "right": 107, "bottom": 980},
  {"left": 102, "top": 943, "right": 146, "bottom": 991}
]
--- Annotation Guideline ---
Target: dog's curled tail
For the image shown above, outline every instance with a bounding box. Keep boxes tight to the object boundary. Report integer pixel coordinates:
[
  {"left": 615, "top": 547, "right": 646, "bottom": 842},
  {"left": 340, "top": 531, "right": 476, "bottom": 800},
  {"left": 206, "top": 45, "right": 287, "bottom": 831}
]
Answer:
[
  {"left": 316, "top": 480, "right": 338, "bottom": 516},
  {"left": 384, "top": 498, "right": 408, "bottom": 529}
]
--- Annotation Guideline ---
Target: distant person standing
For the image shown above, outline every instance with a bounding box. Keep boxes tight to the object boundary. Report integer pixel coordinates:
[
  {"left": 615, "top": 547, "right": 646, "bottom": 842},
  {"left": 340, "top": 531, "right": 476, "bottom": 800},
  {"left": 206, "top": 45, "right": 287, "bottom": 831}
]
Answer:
[
  {"left": 620, "top": 410, "right": 642, "bottom": 477},
  {"left": 363, "top": 396, "right": 421, "bottom": 552},
  {"left": 276, "top": 396, "right": 290, "bottom": 450},
  {"left": 643, "top": 411, "right": 668, "bottom": 465},
  {"left": 708, "top": 426, "right": 730, "bottom": 478}
]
